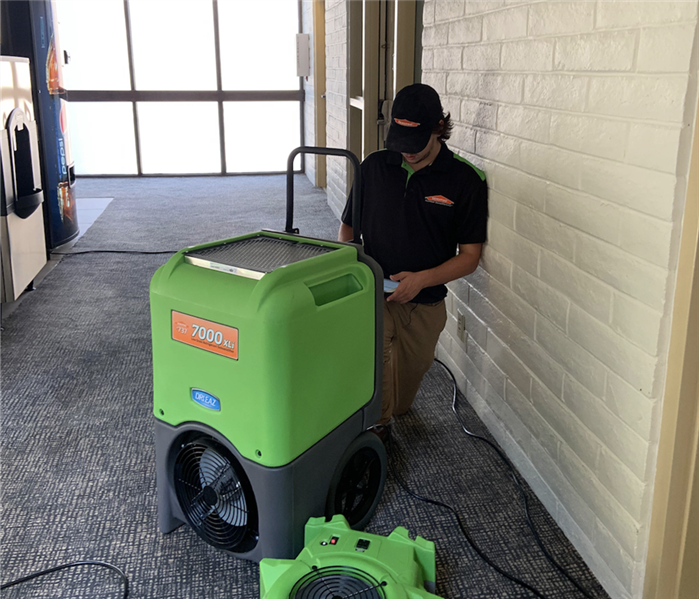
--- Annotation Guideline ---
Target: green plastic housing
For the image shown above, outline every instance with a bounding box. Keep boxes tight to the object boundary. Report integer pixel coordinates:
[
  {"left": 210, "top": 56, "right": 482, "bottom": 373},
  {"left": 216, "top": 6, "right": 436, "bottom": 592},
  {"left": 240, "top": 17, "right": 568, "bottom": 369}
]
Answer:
[
  {"left": 259, "top": 515, "right": 440, "bottom": 599},
  {"left": 150, "top": 232, "right": 376, "bottom": 468}
]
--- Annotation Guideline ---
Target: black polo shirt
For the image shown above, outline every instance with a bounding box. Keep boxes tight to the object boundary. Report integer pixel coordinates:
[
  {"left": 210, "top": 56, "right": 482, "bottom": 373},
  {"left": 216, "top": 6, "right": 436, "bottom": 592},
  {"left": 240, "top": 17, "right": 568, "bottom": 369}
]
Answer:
[{"left": 342, "top": 143, "right": 488, "bottom": 304}]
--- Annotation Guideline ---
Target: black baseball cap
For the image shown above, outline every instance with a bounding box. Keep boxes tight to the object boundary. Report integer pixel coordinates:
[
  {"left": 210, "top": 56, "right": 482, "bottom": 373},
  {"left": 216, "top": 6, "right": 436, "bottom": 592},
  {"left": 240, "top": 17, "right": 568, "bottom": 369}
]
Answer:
[{"left": 385, "top": 83, "right": 443, "bottom": 154}]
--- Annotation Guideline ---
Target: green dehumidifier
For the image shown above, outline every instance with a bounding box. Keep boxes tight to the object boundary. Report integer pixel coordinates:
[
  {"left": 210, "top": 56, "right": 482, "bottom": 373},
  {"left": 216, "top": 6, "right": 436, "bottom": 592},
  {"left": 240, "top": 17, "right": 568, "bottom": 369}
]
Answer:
[{"left": 151, "top": 147, "right": 387, "bottom": 561}]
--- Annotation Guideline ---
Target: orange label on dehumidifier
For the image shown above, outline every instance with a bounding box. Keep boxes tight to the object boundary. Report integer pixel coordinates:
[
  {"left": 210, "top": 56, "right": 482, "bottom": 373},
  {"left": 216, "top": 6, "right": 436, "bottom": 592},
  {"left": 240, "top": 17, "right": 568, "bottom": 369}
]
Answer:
[{"left": 172, "top": 311, "right": 238, "bottom": 360}]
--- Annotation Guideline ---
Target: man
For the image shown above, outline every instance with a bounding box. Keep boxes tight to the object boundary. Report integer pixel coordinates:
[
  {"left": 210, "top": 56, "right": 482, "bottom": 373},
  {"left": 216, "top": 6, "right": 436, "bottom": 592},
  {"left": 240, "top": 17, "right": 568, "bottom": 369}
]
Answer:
[{"left": 338, "top": 83, "right": 488, "bottom": 431}]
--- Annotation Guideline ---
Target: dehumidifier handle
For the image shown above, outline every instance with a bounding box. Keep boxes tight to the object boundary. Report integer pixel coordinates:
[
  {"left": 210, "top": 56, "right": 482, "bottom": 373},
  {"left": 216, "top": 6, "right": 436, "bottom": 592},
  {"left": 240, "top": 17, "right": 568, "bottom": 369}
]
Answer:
[{"left": 286, "top": 147, "right": 362, "bottom": 245}]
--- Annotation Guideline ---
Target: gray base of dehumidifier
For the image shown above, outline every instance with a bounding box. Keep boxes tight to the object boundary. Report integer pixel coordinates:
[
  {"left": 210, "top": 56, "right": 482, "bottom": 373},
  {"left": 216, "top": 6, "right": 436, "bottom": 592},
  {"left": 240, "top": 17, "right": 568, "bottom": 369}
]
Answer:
[{"left": 155, "top": 412, "right": 366, "bottom": 562}]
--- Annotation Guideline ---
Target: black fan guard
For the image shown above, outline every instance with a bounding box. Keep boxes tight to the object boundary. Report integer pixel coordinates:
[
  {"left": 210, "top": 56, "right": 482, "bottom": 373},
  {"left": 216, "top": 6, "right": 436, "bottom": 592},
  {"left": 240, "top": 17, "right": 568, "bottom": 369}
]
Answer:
[
  {"left": 289, "top": 565, "right": 387, "bottom": 599},
  {"left": 173, "top": 434, "right": 259, "bottom": 553}
]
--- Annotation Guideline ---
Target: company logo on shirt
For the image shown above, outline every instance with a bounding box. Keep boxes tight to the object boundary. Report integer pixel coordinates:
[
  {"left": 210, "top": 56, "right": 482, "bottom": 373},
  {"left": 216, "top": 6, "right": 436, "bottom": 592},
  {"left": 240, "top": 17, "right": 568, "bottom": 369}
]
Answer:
[
  {"left": 425, "top": 195, "right": 454, "bottom": 207},
  {"left": 394, "top": 118, "right": 420, "bottom": 127}
]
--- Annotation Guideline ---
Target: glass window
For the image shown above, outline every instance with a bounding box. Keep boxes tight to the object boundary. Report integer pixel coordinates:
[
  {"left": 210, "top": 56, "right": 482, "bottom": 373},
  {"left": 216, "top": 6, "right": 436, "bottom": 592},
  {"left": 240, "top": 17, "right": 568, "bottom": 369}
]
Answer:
[
  {"left": 224, "top": 102, "right": 299, "bottom": 173},
  {"left": 129, "top": 0, "right": 217, "bottom": 91},
  {"left": 138, "top": 102, "right": 220, "bottom": 174},
  {"left": 67, "top": 102, "right": 138, "bottom": 175},
  {"left": 56, "top": 1, "right": 303, "bottom": 176},
  {"left": 55, "top": 0, "right": 131, "bottom": 91},
  {"left": 218, "top": 1, "right": 299, "bottom": 91}
]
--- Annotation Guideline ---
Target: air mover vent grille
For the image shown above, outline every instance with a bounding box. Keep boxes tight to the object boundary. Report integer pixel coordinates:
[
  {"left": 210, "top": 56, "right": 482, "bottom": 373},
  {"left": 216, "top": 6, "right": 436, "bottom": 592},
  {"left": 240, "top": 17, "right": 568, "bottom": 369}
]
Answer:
[
  {"left": 290, "top": 566, "right": 387, "bottom": 599},
  {"left": 185, "top": 236, "right": 336, "bottom": 275}
]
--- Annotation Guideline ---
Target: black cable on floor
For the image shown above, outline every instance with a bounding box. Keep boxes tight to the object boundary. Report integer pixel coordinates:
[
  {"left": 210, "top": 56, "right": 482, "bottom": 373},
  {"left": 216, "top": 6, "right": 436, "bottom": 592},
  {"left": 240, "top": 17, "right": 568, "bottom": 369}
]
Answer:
[
  {"left": 53, "top": 250, "right": 177, "bottom": 255},
  {"left": 387, "top": 431, "right": 555, "bottom": 599},
  {"left": 0, "top": 560, "right": 129, "bottom": 598},
  {"left": 433, "top": 358, "right": 596, "bottom": 599}
]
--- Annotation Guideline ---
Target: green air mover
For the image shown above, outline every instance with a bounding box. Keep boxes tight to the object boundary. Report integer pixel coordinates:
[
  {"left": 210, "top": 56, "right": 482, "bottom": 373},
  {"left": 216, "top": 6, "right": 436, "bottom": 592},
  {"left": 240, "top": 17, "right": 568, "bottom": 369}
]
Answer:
[
  {"left": 151, "top": 148, "right": 387, "bottom": 562},
  {"left": 260, "top": 515, "right": 441, "bottom": 599}
]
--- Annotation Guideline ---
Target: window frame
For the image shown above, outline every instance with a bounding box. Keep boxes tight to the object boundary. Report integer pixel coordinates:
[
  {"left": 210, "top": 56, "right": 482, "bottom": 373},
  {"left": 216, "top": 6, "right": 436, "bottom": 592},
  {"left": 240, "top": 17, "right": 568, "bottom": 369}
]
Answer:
[{"left": 63, "top": 0, "right": 305, "bottom": 176}]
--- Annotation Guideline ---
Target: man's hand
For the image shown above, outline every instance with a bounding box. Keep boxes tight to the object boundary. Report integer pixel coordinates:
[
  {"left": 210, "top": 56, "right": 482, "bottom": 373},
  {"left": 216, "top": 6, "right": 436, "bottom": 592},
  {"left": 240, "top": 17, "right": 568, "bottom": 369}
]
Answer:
[
  {"left": 387, "top": 271, "right": 428, "bottom": 304},
  {"left": 385, "top": 243, "right": 483, "bottom": 304}
]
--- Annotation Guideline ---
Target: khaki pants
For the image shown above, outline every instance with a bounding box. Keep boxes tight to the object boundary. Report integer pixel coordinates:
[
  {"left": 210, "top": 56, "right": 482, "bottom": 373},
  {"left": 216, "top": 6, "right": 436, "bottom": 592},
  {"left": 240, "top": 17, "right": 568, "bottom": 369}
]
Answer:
[{"left": 380, "top": 299, "right": 447, "bottom": 424}]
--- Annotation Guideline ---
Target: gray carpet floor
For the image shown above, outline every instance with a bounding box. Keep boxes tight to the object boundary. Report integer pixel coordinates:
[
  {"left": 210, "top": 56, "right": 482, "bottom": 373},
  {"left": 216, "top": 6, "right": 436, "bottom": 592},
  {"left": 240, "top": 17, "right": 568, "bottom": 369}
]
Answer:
[{"left": 1, "top": 175, "right": 610, "bottom": 599}]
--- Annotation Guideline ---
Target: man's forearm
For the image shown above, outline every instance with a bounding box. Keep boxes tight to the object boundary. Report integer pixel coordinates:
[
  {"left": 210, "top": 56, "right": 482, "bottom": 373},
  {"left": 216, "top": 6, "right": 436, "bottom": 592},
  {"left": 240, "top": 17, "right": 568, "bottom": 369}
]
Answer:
[
  {"left": 386, "top": 245, "right": 482, "bottom": 304},
  {"left": 418, "top": 249, "right": 480, "bottom": 288},
  {"left": 338, "top": 223, "right": 353, "bottom": 242}
]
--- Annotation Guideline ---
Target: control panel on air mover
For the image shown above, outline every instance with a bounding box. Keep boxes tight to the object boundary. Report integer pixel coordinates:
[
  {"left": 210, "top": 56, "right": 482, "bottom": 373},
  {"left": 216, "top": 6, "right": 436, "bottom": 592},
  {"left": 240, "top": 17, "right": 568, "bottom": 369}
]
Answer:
[{"left": 319, "top": 535, "right": 371, "bottom": 552}]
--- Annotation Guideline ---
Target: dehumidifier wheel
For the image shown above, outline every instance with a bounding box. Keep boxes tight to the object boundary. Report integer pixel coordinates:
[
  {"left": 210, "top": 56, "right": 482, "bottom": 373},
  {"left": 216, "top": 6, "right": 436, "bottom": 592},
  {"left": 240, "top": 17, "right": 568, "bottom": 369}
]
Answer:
[
  {"left": 326, "top": 431, "right": 387, "bottom": 530},
  {"left": 173, "top": 434, "right": 259, "bottom": 553}
]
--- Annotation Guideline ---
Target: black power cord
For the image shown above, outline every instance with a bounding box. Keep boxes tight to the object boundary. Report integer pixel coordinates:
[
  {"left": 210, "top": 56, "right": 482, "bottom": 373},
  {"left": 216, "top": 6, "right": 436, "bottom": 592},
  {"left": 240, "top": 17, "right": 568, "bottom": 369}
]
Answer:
[
  {"left": 53, "top": 250, "right": 177, "bottom": 255},
  {"left": 387, "top": 432, "right": 555, "bottom": 599},
  {"left": 393, "top": 357, "right": 596, "bottom": 599},
  {"left": 433, "top": 358, "right": 596, "bottom": 599},
  {"left": 0, "top": 560, "right": 129, "bottom": 598},
  {"left": 387, "top": 358, "right": 599, "bottom": 598}
]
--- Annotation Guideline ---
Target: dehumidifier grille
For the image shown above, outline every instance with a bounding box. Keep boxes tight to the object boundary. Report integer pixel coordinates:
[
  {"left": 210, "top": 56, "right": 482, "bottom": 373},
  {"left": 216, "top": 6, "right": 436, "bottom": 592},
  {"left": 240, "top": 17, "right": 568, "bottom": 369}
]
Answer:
[
  {"left": 289, "top": 566, "right": 387, "bottom": 599},
  {"left": 185, "top": 236, "right": 336, "bottom": 277},
  {"left": 174, "top": 435, "right": 258, "bottom": 553}
]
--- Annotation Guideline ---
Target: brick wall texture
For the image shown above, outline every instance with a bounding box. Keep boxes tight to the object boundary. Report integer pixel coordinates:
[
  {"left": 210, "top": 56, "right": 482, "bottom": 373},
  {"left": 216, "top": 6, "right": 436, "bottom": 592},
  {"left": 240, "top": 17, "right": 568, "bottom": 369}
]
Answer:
[
  {"left": 325, "top": 0, "right": 350, "bottom": 217},
  {"left": 419, "top": 2, "right": 699, "bottom": 598}
]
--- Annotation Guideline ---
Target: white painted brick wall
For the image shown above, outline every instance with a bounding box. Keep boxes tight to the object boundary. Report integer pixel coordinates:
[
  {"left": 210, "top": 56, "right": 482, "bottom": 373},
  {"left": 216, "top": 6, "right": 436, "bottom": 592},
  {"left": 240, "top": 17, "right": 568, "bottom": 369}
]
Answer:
[
  {"left": 425, "top": 1, "right": 699, "bottom": 598},
  {"left": 502, "top": 39, "right": 554, "bottom": 72},
  {"left": 610, "top": 293, "right": 664, "bottom": 357},
  {"left": 563, "top": 376, "right": 648, "bottom": 486},
  {"left": 554, "top": 30, "right": 637, "bottom": 71},
  {"left": 449, "top": 17, "right": 482, "bottom": 44},
  {"left": 512, "top": 265, "right": 569, "bottom": 331},
  {"left": 515, "top": 204, "right": 577, "bottom": 261},
  {"left": 539, "top": 249, "right": 613, "bottom": 322},
  {"left": 479, "top": 72, "right": 524, "bottom": 102},
  {"left": 489, "top": 162, "right": 546, "bottom": 209},
  {"left": 498, "top": 104, "right": 550, "bottom": 142},
  {"left": 524, "top": 73, "right": 588, "bottom": 111},
  {"left": 626, "top": 124, "right": 682, "bottom": 173},
  {"left": 637, "top": 24, "right": 696, "bottom": 73},
  {"left": 478, "top": 242, "right": 512, "bottom": 285},
  {"left": 550, "top": 113, "right": 629, "bottom": 160},
  {"left": 518, "top": 139, "right": 581, "bottom": 188},
  {"left": 482, "top": 6, "right": 528, "bottom": 40},
  {"left": 579, "top": 157, "right": 678, "bottom": 220},
  {"left": 587, "top": 75, "right": 690, "bottom": 122},
  {"left": 488, "top": 189, "right": 515, "bottom": 228},
  {"left": 462, "top": 43, "right": 500, "bottom": 70},
  {"left": 435, "top": 0, "right": 464, "bottom": 22},
  {"left": 574, "top": 233, "right": 668, "bottom": 311},
  {"left": 528, "top": 1, "right": 595, "bottom": 36},
  {"left": 544, "top": 185, "right": 620, "bottom": 244},
  {"left": 596, "top": 1, "right": 698, "bottom": 28},
  {"left": 324, "top": 0, "right": 349, "bottom": 219},
  {"left": 617, "top": 211, "right": 674, "bottom": 269}
]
